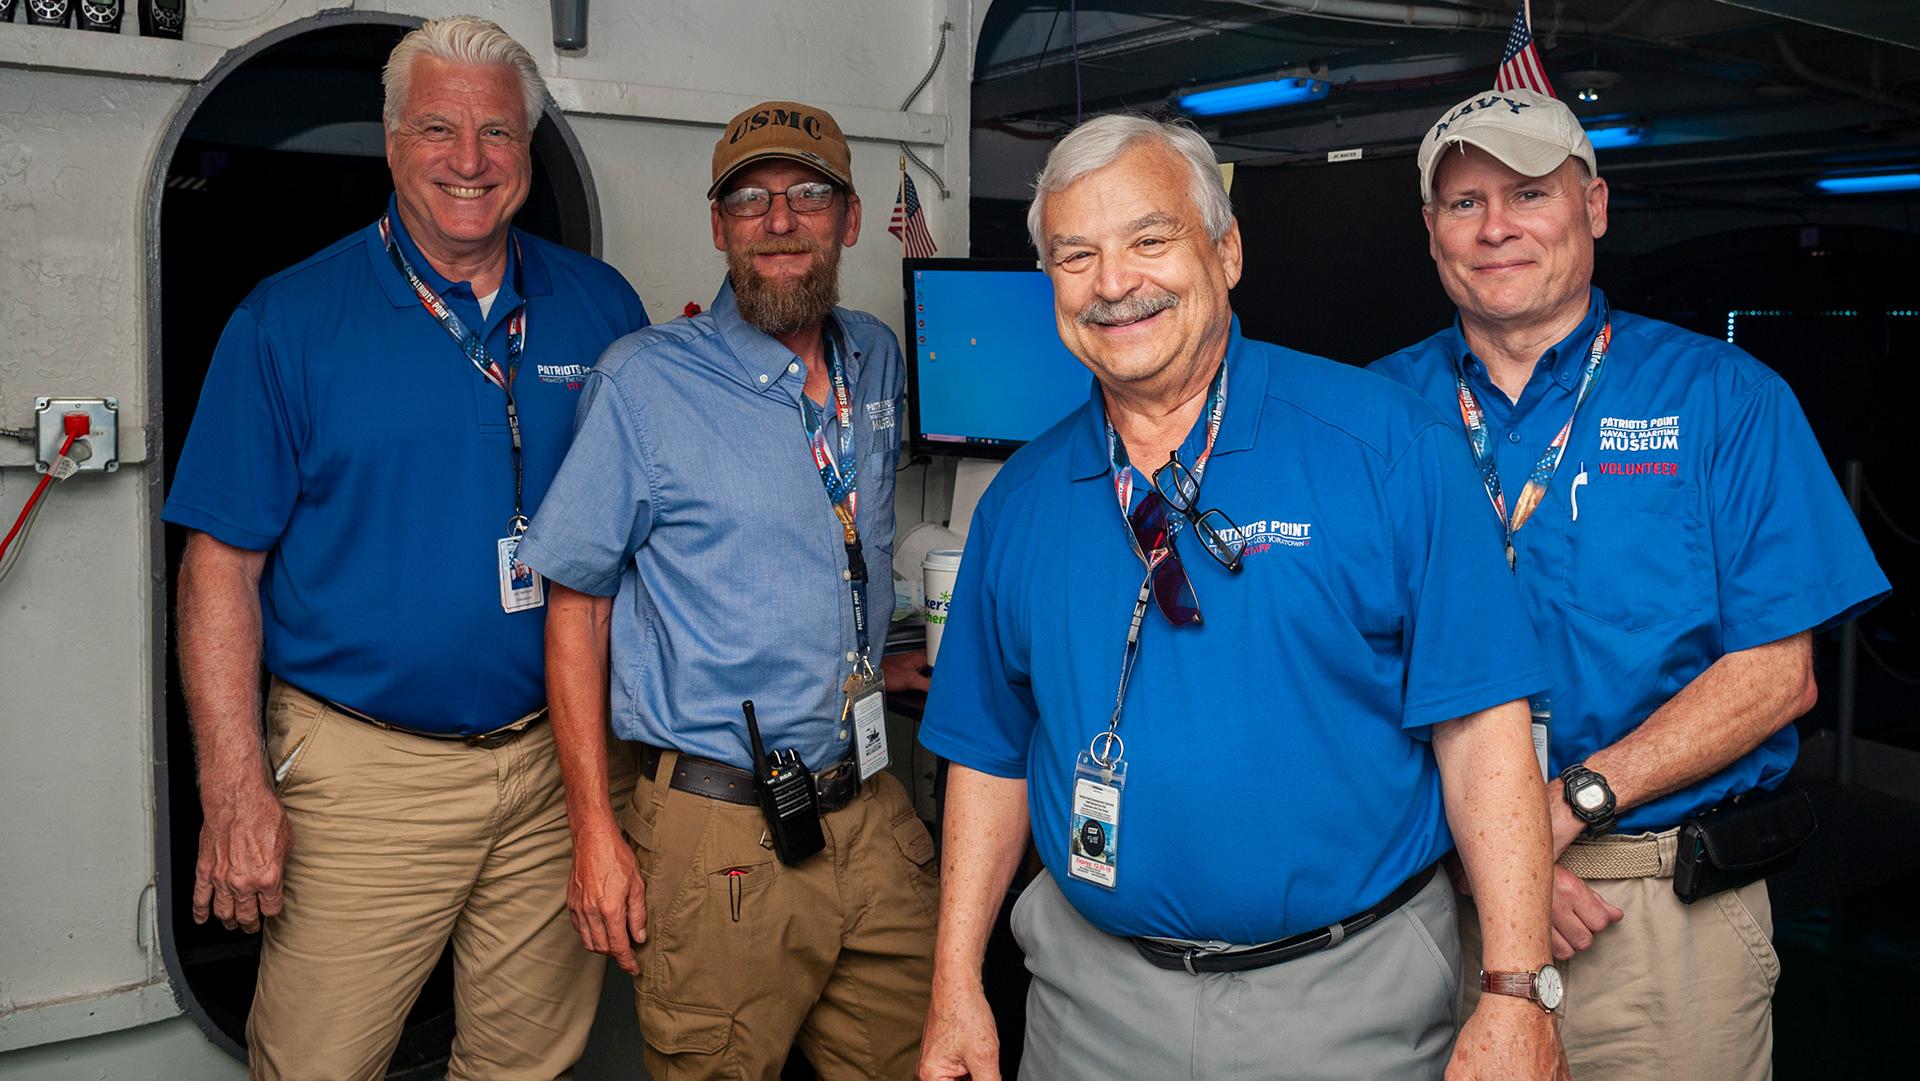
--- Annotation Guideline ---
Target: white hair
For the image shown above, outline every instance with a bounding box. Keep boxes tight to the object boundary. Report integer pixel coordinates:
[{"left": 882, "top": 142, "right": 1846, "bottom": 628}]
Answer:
[
  {"left": 1028, "top": 114, "right": 1235, "bottom": 254},
  {"left": 382, "top": 16, "right": 546, "bottom": 132}
]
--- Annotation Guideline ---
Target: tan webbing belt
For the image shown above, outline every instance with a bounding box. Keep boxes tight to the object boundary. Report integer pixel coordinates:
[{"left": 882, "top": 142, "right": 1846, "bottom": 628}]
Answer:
[{"left": 1559, "top": 831, "right": 1671, "bottom": 880}]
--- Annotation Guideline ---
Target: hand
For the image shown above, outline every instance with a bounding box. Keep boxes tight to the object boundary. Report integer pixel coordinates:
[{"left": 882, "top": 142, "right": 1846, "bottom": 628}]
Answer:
[
  {"left": 193, "top": 780, "right": 292, "bottom": 933},
  {"left": 569, "top": 826, "right": 648, "bottom": 974},
  {"left": 1549, "top": 864, "right": 1623, "bottom": 960},
  {"left": 884, "top": 649, "right": 933, "bottom": 693},
  {"left": 918, "top": 975, "right": 1001, "bottom": 1081},
  {"left": 1446, "top": 994, "right": 1570, "bottom": 1081}
]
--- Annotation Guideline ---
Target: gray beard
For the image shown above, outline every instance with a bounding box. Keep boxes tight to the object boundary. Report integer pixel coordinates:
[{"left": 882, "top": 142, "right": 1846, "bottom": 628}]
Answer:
[{"left": 729, "top": 243, "right": 843, "bottom": 336}]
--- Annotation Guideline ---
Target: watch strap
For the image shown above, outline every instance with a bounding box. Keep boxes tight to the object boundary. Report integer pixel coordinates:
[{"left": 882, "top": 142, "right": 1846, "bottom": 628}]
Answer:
[{"left": 1480, "top": 970, "right": 1538, "bottom": 1001}]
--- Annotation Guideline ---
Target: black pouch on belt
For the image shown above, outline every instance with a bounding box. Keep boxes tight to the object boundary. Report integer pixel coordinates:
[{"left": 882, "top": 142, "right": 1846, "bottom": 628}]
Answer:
[{"left": 1673, "top": 785, "right": 1817, "bottom": 904}]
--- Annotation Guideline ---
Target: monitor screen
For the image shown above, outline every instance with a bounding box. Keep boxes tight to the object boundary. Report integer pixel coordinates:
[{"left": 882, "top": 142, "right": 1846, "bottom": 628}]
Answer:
[{"left": 903, "top": 258, "right": 1093, "bottom": 459}]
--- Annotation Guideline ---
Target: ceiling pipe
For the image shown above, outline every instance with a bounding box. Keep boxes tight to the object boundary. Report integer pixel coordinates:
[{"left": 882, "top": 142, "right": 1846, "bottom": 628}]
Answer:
[
  {"left": 1224, "top": 0, "right": 1600, "bottom": 34},
  {"left": 1774, "top": 34, "right": 1920, "bottom": 117}
]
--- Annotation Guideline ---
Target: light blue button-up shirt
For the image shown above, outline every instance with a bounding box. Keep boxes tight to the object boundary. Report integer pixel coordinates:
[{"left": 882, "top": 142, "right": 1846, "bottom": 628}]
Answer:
[{"left": 519, "top": 281, "right": 904, "bottom": 771}]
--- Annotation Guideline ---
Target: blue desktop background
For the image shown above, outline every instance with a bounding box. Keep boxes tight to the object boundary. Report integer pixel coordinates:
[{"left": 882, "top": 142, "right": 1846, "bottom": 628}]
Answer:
[{"left": 909, "top": 268, "right": 1093, "bottom": 447}]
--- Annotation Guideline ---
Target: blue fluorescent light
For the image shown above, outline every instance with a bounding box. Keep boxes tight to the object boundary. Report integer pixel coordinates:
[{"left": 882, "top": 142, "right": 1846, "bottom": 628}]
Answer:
[
  {"left": 1585, "top": 124, "right": 1649, "bottom": 150},
  {"left": 1814, "top": 172, "right": 1920, "bottom": 195},
  {"left": 1176, "top": 77, "right": 1329, "bottom": 117}
]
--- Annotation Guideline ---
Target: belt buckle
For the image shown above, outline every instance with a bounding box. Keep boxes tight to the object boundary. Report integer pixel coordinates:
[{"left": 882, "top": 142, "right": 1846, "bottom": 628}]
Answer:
[
  {"left": 1181, "top": 941, "right": 1228, "bottom": 976},
  {"left": 465, "top": 727, "right": 520, "bottom": 750}
]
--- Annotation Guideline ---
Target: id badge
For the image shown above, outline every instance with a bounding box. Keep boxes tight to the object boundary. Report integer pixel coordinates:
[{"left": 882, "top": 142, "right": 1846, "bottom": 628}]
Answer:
[
  {"left": 497, "top": 535, "right": 545, "bottom": 613},
  {"left": 1069, "top": 750, "right": 1126, "bottom": 889},
  {"left": 847, "top": 668, "right": 889, "bottom": 781},
  {"left": 1528, "top": 695, "right": 1551, "bottom": 781}
]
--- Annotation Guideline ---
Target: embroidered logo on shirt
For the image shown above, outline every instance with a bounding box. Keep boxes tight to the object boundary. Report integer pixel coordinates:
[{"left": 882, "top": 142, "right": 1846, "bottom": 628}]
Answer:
[
  {"left": 1597, "top": 461, "right": 1679, "bottom": 476},
  {"left": 536, "top": 362, "right": 591, "bottom": 389},
  {"left": 1597, "top": 415, "right": 1680, "bottom": 453},
  {"left": 865, "top": 399, "right": 897, "bottom": 432},
  {"left": 1216, "top": 518, "right": 1312, "bottom": 558}
]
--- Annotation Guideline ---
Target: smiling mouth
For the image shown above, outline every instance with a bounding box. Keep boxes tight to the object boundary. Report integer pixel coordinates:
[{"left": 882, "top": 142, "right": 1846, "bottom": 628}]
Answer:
[
  {"left": 1095, "top": 308, "right": 1166, "bottom": 330},
  {"left": 437, "top": 183, "right": 490, "bottom": 199}
]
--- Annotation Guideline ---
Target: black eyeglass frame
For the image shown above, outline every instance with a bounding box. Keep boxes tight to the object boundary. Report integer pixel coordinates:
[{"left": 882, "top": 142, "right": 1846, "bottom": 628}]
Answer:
[
  {"left": 1149, "top": 452, "right": 1246, "bottom": 574},
  {"left": 718, "top": 180, "right": 842, "bottom": 218}
]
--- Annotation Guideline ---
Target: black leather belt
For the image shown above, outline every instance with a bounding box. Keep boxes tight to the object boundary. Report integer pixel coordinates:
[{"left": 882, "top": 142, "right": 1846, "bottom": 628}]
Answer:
[
  {"left": 638, "top": 745, "right": 862, "bottom": 814},
  {"left": 289, "top": 681, "right": 546, "bottom": 749},
  {"left": 1131, "top": 862, "right": 1439, "bottom": 975}
]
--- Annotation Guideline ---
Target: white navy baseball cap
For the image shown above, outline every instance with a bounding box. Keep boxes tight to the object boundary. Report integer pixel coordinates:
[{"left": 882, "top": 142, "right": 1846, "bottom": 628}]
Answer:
[{"left": 1417, "top": 88, "right": 1596, "bottom": 203}]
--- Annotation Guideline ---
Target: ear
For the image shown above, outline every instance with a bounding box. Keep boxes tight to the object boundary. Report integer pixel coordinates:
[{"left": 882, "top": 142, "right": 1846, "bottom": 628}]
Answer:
[
  {"left": 840, "top": 193, "right": 862, "bottom": 248},
  {"left": 1216, "top": 218, "right": 1244, "bottom": 290},
  {"left": 711, "top": 202, "right": 727, "bottom": 253},
  {"left": 1422, "top": 203, "right": 1440, "bottom": 262},
  {"left": 1586, "top": 176, "right": 1610, "bottom": 241}
]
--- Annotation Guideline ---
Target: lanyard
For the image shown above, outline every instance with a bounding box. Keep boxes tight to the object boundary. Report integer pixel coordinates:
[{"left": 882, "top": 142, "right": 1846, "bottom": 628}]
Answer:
[
  {"left": 1090, "top": 361, "right": 1229, "bottom": 765},
  {"left": 1456, "top": 312, "right": 1611, "bottom": 570},
  {"left": 798, "top": 334, "right": 872, "bottom": 667},
  {"left": 380, "top": 214, "right": 531, "bottom": 534}
]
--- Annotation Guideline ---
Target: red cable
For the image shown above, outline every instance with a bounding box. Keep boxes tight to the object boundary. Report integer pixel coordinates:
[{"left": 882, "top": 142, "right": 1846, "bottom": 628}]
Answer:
[{"left": 0, "top": 431, "right": 78, "bottom": 563}]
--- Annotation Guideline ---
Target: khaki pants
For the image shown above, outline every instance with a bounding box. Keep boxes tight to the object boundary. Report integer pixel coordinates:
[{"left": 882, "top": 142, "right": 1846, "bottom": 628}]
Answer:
[
  {"left": 618, "top": 749, "right": 939, "bottom": 1081},
  {"left": 248, "top": 680, "right": 628, "bottom": 1081},
  {"left": 1458, "top": 830, "right": 1778, "bottom": 1081}
]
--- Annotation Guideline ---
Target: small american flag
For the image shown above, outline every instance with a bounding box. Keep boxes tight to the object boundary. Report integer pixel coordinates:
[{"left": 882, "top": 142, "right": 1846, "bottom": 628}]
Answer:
[
  {"left": 1494, "top": 0, "right": 1557, "bottom": 98},
  {"left": 889, "top": 167, "right": 938, "bottom": 258}
]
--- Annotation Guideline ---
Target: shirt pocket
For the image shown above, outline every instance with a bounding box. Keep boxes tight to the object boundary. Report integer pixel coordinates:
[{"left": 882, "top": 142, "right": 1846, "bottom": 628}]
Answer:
[{"left": 1561, "top": 484, "right": 1710, "bottom": 633}]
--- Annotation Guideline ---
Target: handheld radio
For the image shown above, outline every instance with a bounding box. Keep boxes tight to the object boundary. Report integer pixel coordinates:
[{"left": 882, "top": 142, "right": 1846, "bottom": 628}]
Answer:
[{"left": 743, "top": 700, "right": 825, "bottom": 866}]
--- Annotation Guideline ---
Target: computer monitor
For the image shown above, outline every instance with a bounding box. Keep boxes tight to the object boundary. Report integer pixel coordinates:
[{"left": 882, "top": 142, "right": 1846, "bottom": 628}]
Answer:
[{"left": 903, "top": 258, "right": 1093, "bottom": 460}]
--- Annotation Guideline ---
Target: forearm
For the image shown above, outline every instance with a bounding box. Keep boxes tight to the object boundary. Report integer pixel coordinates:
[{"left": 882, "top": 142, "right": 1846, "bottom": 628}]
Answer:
[
  {"left": 932, "top": 765, "right": 1031, "bottom": 990},
  {"left": 546, "top": 583, "right": 619, "bottom": 838},
  {"left": 1554, "top": 631, "right": 1815, "bottom": 845},
  {"left": 176, "top": 533, "right": 271, "bottom": 800},
  {"left": 1435, "top": 699, "right": 1552, "bottom": 970}
]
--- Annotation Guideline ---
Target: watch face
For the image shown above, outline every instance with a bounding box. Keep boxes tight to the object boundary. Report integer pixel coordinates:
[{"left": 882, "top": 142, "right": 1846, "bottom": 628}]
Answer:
[
  {"left": 1535, "top": 964, "right": 1565, "bottom": 1010},
  {"left": 1575, "top": 785, "right": 1607, "bottom": 812}
]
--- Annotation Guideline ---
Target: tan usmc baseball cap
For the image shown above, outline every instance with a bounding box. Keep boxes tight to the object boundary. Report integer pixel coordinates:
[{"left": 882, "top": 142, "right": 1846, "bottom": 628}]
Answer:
[
  {"left": 708, "top": 100, "right": 855, "bottom": 201},
  {"left": 1417, "top": 88, "right": 1596, "bottom": 203}
]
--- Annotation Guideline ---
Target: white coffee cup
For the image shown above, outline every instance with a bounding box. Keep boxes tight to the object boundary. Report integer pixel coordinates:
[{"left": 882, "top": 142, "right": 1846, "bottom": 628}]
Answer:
[{"left": 922, "top": 549, "right": 964, "bottom": 666}]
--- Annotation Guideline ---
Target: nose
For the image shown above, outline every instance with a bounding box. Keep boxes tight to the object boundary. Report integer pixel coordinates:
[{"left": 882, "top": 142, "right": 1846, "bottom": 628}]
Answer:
[
  {"left": 761, "top": 192, "right": 799, "bottom": 235},
  {"left": 1477, "top": 197, "right": 1522, "bottom": 246},
  {"left": 450, "top": 129, "right": 486, "bottom": 178},
  {"left": 1093, "top": 250, "right": 1146, "bottom": 302}
]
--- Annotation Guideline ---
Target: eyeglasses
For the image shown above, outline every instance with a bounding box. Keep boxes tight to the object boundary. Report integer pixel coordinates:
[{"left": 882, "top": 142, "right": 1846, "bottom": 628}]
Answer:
[
  {"left": 719, "top": 181, "right": 840, "bottom": 218},
  {"left": 1128, "top": 452, "right": 1245, "bottom": 627}
]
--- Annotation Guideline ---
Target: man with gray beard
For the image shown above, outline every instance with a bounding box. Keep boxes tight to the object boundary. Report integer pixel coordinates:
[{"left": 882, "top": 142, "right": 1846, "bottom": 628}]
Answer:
[{"left": 518, "top": 101, "right": 937, "bottom": 1080}]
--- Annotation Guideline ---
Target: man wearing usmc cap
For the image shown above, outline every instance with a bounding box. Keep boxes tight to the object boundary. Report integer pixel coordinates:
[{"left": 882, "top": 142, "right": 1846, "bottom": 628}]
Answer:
[
  {"left": 518, "top": 99, "right": 935, "bottom": 1080},
  {"left": 1373, "top": 88, "right": 1888, "bottom": 1079}
]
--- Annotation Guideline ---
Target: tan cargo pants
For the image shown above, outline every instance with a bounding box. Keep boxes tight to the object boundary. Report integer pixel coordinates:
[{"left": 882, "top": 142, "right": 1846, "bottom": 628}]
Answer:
[
  {"left": 1457, "top": 828, "right": 1777, "bottom": 1081},
  {"left": 617, "top": 749, "right": 939, "bottom": 1081}
]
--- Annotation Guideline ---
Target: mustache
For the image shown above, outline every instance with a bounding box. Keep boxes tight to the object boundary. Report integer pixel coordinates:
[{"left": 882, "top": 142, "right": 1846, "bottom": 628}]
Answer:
[
  {"left": 746, "top": 237, "right": 826, "bottom": 257},
  {"left": 1077, "top": 290, "right": 1180, "bottom": 327}
]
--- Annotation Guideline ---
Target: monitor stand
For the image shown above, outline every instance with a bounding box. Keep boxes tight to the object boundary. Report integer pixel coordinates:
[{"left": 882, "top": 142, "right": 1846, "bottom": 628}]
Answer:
[{"left": 949, "top": 458, "right": 1002, "bottom": 539}]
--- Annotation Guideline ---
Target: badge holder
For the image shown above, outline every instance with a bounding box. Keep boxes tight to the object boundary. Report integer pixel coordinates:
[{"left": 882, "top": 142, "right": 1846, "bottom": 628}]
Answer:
[
  {"left": 1069, "top": 731, "right": 1126, "bottom": 890},
  {"left": 497, "top": 515, "right": 545, "bottom": 613},
  {"left": 845, "top": 661, "right": 889, "bottom": 781},
  {"left": 1528, "top": 695, "right": 1551, "bottom": 782}
]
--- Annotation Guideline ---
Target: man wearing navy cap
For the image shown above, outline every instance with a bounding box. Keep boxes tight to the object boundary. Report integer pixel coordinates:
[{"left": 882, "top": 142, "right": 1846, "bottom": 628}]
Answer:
[
  {"left": 1372, "top": 87, "right": 1889, "bottom": 1080},
  {"left": 917, "top": 113, "right": 1567, "bottom": 1081},
  {"left": 163, "top": 17, "right": 648, "bottom": 1079}
]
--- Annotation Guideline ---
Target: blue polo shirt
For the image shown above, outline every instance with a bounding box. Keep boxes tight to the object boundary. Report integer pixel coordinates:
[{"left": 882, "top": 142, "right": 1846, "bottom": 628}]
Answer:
[
  {"left": 1371, "top": 289, "right": 1889, "bottom": 829},
  {"left": 517, "top": 281, "right": 905, "bottom": 772},
  {"left": 163, "top": 196, "right": 649, "bottom": 734},
  {"left": 917, "top": 322, "right": 1548, "bottom": 943}
]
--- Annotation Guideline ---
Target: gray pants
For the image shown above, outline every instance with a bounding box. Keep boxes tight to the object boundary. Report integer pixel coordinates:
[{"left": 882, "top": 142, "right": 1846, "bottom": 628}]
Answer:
[{"left": 1011, "top": 871, "right": 1461, "bottom": 1081}]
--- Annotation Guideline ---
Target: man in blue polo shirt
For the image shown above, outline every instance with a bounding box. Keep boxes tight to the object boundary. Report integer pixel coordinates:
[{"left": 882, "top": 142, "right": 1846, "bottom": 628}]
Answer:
[
  {"left": 916, "top": 114, "right": 1566, "bottom": 1081},
  {"left": 1371, "top": 89, "right": 1888, "bottom": 1080},
  {"left": 162, "top": 18, "right": 647, "bottom": 1080},
  {"left": 518, "top": 101, "right": 936, "bottom": 1080}
]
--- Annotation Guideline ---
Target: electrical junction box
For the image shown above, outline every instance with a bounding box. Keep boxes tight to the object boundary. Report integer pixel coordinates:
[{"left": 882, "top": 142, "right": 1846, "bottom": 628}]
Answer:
[{"left": 34, "top": 397, "right": 119, "bottom": 474}]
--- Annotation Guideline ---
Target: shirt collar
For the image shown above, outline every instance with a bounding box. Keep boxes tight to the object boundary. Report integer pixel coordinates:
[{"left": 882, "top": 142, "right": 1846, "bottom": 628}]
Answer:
[
  {"left": 369, "top": 193, "right": 547, "bottom": 310},
  {"left": 710, "top": 277, "right": 861, "bottom": 395},
  {"left": 1068, "top": 315, "right": 1266, "bottom": 480},
  {"left": 1448, "top": 285, "right": 1607, "bottom": 393}
]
